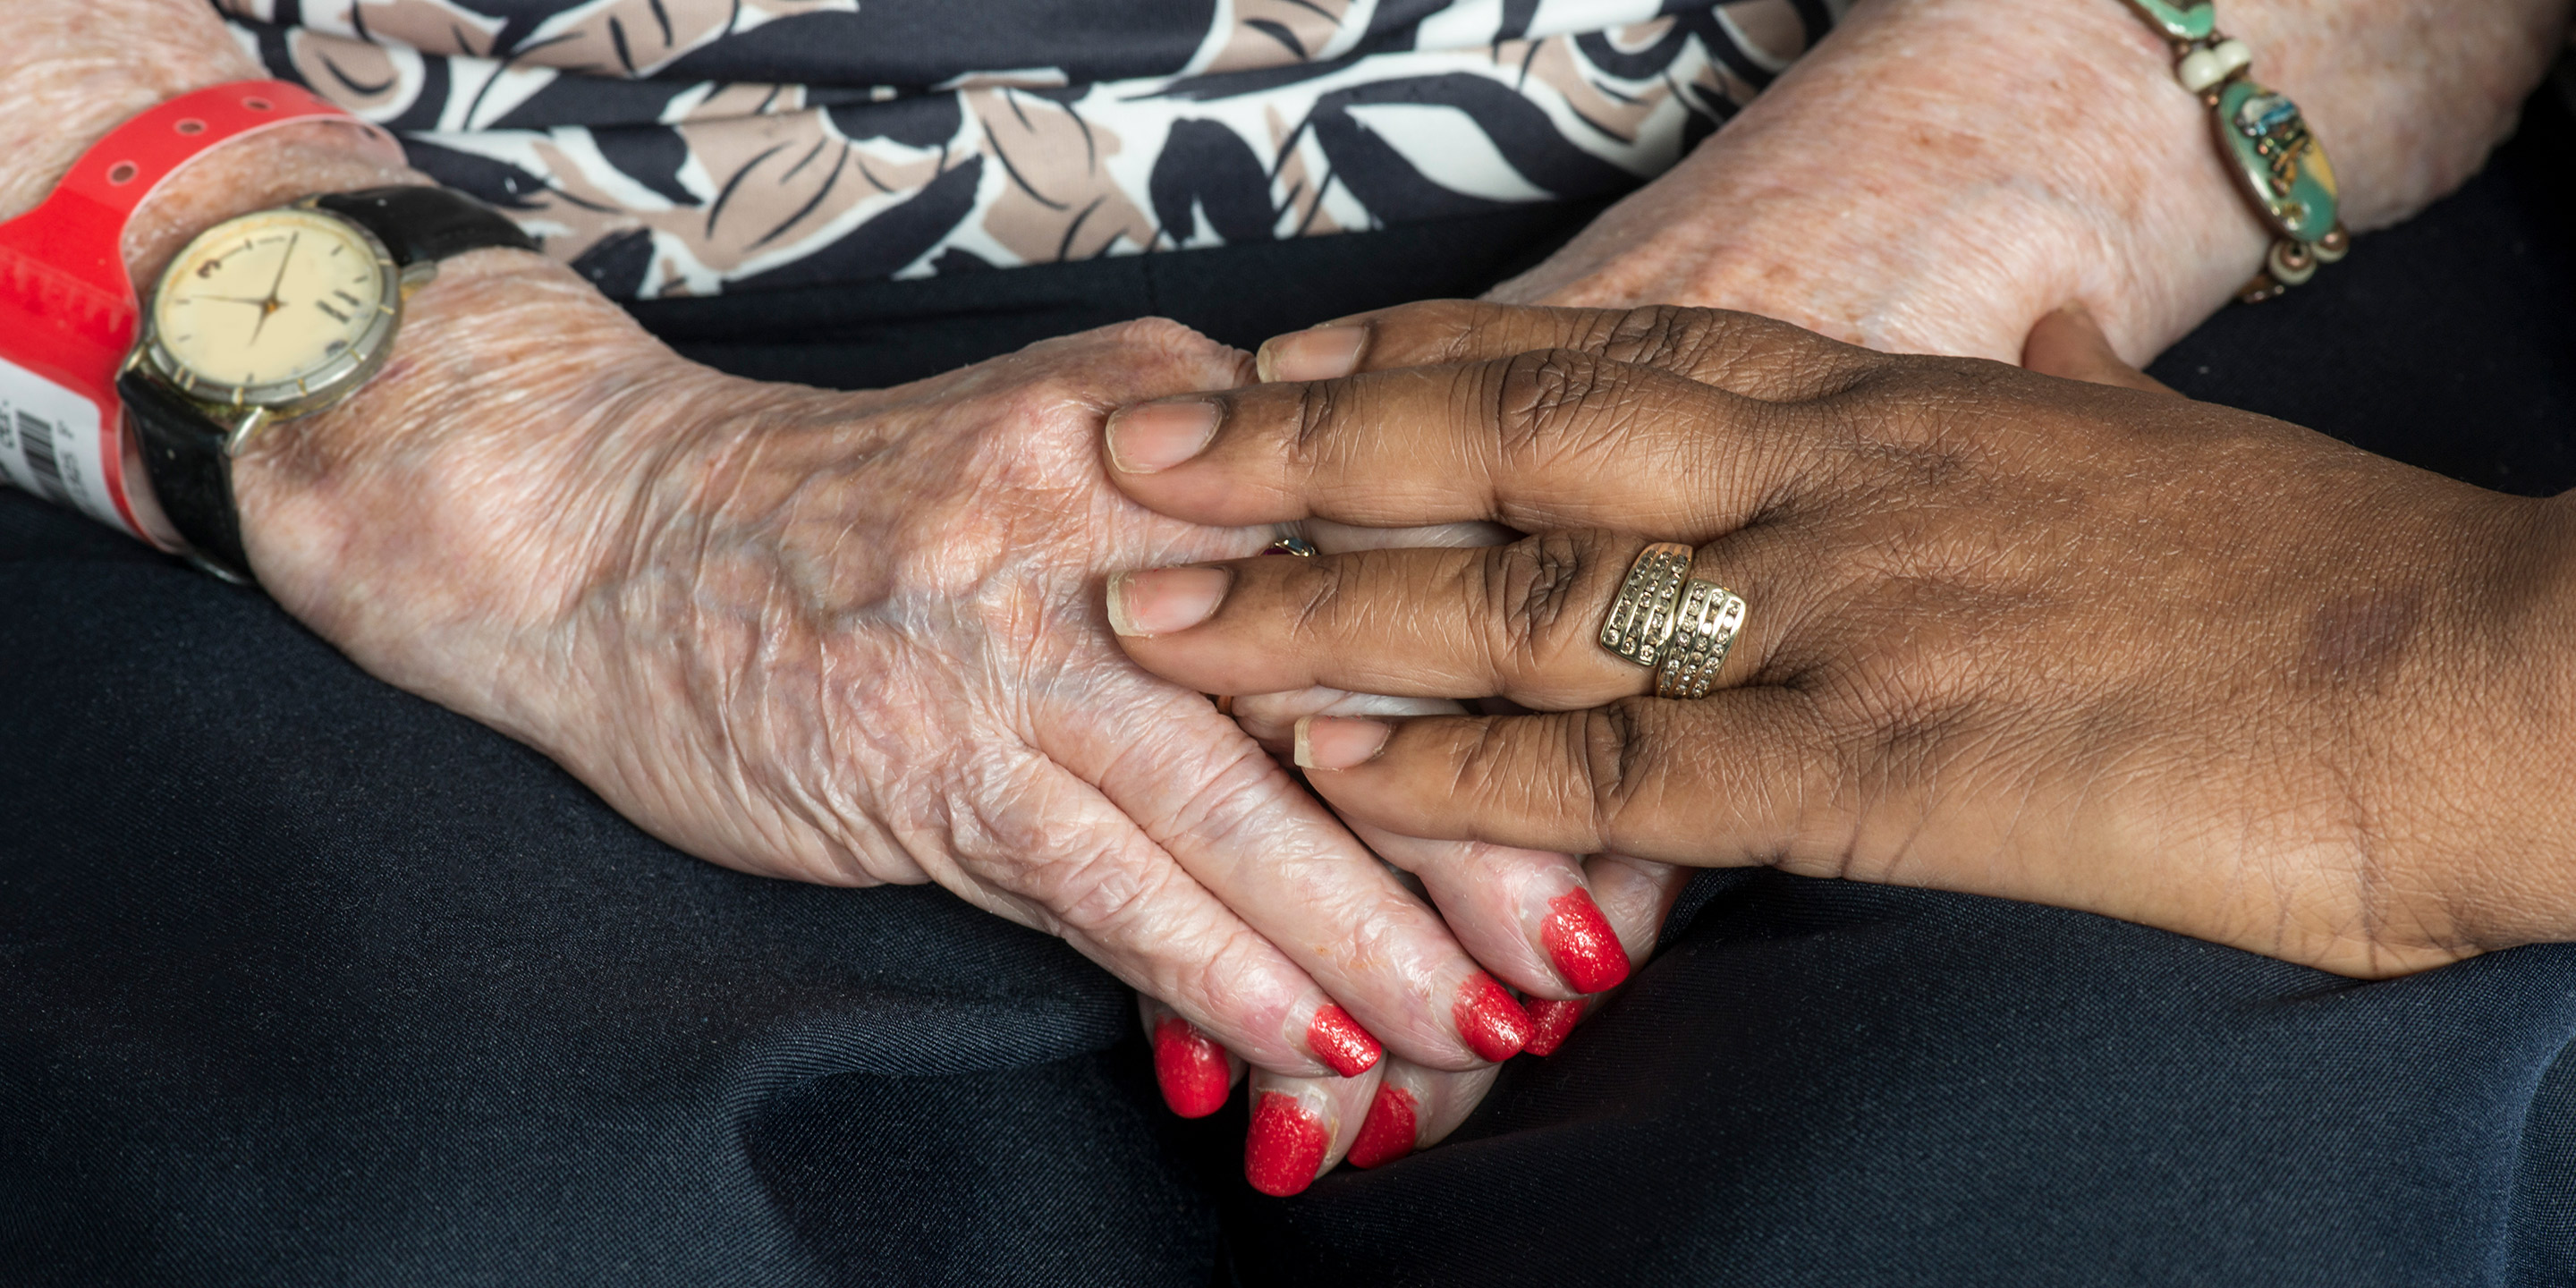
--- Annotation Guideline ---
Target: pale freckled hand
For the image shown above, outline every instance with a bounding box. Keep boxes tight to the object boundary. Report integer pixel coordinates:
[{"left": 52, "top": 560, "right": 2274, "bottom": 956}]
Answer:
[
  {"left": 235, "top": 273, "right": 1556, "bottom": 1100},
  {"left": 1492, "top": 0, "right": 2565, "bottom": 366}
]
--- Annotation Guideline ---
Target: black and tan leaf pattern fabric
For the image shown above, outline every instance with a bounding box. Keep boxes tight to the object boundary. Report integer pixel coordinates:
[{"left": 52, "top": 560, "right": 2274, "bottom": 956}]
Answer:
[{"left": 212, "top": 0, "right": 1835, "bottom": 300}]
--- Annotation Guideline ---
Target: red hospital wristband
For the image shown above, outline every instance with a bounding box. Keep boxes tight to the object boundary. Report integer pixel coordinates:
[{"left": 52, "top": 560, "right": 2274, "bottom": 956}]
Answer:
[{"left": 0, "top": 80, "right": 399, "bottom": 541}]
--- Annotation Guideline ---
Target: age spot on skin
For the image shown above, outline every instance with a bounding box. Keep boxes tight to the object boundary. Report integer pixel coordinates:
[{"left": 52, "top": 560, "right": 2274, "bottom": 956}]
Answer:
[{"left": 2301, "top": 590, "right": 2424, "bottom": 688}]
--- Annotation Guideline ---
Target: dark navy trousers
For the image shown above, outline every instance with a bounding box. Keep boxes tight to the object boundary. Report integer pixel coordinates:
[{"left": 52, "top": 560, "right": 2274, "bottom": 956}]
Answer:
[{"left": 6, "top": 83, "right": 2576, "bottom": 1288}]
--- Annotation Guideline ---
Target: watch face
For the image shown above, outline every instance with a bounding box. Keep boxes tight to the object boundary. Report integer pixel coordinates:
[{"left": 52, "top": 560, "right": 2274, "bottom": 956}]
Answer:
[{"left": 147, "top": 207, "right": 401, "bottom": 411}]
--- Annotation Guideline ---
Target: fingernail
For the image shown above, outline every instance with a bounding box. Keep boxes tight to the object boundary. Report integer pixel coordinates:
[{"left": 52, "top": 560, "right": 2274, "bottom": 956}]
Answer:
[
  {"left": 1344, "top": 1084, "right": 1419, "bottom": 1169},
  {"left": 1292, "top": 716, "right": 1392, "bottom": 770},
  {"left": 1246, "top": 1092, "right": 1330, "bottom": 1197},
  {"left": 1152, "top": 1015, "right": 1233, "bottom": 1119},
  {"left": 1521, "top": 996, "right": 1587, "bottom": 1057},
  {"left": 1301, "top": 1004, "right": 1382, "bottom": 1077},
  {"left": 1106, "top": 398, "right": 1221, "bottom": 474},
  {"left": 1540, "top": 889, "right": 1631, "bottom": 994},
  {"left": 1257, "top": 325, "right": 1367, "bottom": 383},
  {"left": 1107, "top": 565, "right": 1230, "bottom": 638},
  {"left": 1453, "top": 972, "right": 1532, "bottom": 1063}
]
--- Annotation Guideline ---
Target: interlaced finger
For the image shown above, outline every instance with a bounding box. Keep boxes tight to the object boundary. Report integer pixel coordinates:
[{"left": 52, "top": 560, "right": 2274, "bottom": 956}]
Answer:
[
  {"left": 1287, "top": 691, "right": 1850, "bottom": 866},
  {"left": 1110, "top": 532, "right": 1781, "bottom": 710},
  {"left": 1103, "top": 345, "right": 1819, "bottom": 536},
  {"left": 1258, "top": 299, "right": 1885, "bottom": 402},
  {"left": 1046, "top": 682, "right": 1535, "bottom": 1073}
]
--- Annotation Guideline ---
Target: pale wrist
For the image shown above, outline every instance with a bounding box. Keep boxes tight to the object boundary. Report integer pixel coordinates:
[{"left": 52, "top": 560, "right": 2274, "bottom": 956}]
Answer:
[
  {"left": 1505, "top": 0, "right": 2567, "bottom": 361},
  {"left": 4, "top": 4, "right": 424, "bottom": 291},
  {"left": 230, "top": 249, "right": 705, "bottom": 723},
  {"left": 1506, "top": 0, "right": 2261, "bottom": 359}
]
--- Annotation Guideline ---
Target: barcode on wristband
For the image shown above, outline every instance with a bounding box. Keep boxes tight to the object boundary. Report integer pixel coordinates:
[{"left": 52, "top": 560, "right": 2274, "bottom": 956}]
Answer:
[
  {"left": 13, "top": 409, "right": 70, "bottom": 504},
  {"left": 0, "top": 355, "right": 122, "bottom": 533}
]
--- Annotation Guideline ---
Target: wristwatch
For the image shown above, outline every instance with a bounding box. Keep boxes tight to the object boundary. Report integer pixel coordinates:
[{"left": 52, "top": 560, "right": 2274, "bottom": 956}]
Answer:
[{"left": 119, "top": 186, "right": 536, "bottom": 581}]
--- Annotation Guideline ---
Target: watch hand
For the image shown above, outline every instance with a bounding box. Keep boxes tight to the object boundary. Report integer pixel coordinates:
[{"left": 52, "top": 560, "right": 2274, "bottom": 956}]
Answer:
[
  {"left": 249, "top": 232, "right": 300, "bottom": 347},
  {"left": 262, "top": 233, "right": 299, "bottom": 302}
]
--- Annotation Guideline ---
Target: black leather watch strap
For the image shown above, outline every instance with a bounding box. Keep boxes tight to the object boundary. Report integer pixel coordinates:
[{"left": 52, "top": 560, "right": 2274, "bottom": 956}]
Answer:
[
  {"left": 311, "top": 186, "right": 536, "bottom": 267},
  {"left": 120, "top": 369, "right": 250, "bottom": 581}
]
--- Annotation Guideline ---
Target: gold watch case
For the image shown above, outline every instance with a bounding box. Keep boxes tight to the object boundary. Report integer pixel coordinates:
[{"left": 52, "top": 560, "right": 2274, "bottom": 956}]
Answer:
[{"left": 130, "top": 201, "right": 423, "bottom": 453}]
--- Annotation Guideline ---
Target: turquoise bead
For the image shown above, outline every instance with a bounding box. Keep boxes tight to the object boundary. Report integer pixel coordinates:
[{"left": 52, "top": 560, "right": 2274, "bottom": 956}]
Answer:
[
  {"left": 2123, "top": 0, "right": 2216, "bottom": 41},
  {"left": 2212, "top": 79, "right": 2339, "bottom": 242}
]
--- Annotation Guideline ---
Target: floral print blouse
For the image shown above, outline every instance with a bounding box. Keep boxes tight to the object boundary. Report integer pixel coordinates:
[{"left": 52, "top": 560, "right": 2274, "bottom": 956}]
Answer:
[{"left": 213, "top": 0, "right": 1833, "bottom": 300}]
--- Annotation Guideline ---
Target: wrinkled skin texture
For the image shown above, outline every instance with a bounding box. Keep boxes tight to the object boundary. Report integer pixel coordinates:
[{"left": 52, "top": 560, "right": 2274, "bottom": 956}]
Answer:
[
  {"left": 232, "top": 255, "right": 1544, "bottom": 1077},
  {"left": 1108, "top": 301, "right": 2576, "bottom": 979},
  {"left": 14, "top": 0, "right": 2572, "bottom": 1198},
  {"left": 1499, "top": 0, "right": 2571, "bottom": 362},
  {"left": 12, "top": 0, "right": 1540, "bottom": 1087},
  {"left": 1213, "top": 0, "right": 2573, "bottom": 1175}
]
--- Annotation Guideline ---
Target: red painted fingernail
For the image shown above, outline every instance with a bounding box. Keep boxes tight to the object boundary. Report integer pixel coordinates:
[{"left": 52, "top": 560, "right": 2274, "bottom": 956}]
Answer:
[
  {"left": 1521, "top": 996, "right": 1588, "bottom": 1056},
  {"left": 1152, "top": 1015, "right": 1233, "bottom": 1119},
  {"left": 1345, "top": 1084, "right": 1419, "bottom": 1169},
  {"left": 1541, "top": 889, "right": 1631, "bottom": 994},
  {"left": 1453, "top": 972, "right": 1532, "bottom": 1063},
  {"left": 1245, "top": 1092, "right": 1330, "bottom": 1197},
  {"left": 1305, "top": 1004, "right": 1382, "bottom": 1077}
]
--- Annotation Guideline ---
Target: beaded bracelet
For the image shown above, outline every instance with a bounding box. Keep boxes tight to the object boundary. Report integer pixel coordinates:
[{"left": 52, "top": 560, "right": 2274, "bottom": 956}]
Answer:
[{"left": 2115, "top": 0, "right": 2348, "bottom": 301}]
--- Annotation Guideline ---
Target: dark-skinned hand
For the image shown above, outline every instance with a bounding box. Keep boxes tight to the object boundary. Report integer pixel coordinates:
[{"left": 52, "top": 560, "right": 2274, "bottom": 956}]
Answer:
[{"left": 1103, "top": 300, "right": 2576, "bottom": 981}]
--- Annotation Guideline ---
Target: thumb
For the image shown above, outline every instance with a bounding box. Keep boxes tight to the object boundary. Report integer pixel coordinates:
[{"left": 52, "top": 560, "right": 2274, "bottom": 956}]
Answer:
[{"left": 2021, "top": 304, "right": 2175, "bottom": 394}]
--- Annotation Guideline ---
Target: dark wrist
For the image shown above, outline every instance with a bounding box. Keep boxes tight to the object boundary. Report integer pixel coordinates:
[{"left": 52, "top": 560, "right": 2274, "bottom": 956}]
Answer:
[{"left": 2423, "top": 493, "right": 2576, "bottom": 953}]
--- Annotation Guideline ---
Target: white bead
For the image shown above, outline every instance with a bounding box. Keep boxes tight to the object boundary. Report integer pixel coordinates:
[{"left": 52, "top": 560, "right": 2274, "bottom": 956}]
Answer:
[
  {"left": 2213, "top": 38, "right": 2252, "bottom": 76},
  {"left": 2176, "top": 48, "right": 2224, "bottom": 92}
]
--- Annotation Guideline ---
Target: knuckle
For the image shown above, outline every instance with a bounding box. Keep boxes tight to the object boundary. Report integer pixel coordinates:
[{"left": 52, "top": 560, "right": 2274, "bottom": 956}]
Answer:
[
  {"left": 1105, "top": 315, "right": 1211, "bottom": 354},
  {"left": 1487, "top": 348, "right": 1630, "bottom": 465},
  {"left": 1404, "top": 299, "right": 1499, "bottom": 362},
  {"left": 1167, "top": 923, "right": 1276, "bottom": 1029},
  {"left": 1284, "top": 551, "right": 1358, "bottom": 643},
  {"left": 1815, "top": 369, "right": 1989, "bottom": 490},
  {"left": 1817, "top": 642, "right": 1949, "bottom": 735},
  {"left": 1471, "top": 532, "right": 1596, "bottom": 674},
  {"left": 1012, "top": 837, "right": 1167, "bottom": 937},
  {"left": 1156, "top": 741, "right": 1303, "bottom": 855},
  {"left": 1288, "top": 374, "right": 1351, "bottom": 461},
  {"left": 1573, "top": 701, "right": 1657, "bottom": 836},
  {"left": 1593, "top": 304, "right": 1716, "bottom": 372},
  {"left": 1805, "top": 663, "right": 1963, "bottom": 806}
]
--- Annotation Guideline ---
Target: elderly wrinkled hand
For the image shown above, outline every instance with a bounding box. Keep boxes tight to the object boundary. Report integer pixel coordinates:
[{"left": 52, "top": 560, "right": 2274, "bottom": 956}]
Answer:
[
  {"left": 233, "top": 263, "right": 1569, "bottom": 1095},
  {"left": 1106, "top": 299, "right": 2576, "bottom": 981}
]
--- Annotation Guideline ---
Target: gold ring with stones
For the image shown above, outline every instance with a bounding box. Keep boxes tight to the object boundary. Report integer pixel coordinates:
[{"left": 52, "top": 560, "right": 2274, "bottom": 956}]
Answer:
[
  {"left": 1598, "top": 543, "right": 1694, "bottom": 670},
  {"left": 1656, "top": 580, "right": 1747, "bottom": 699}
]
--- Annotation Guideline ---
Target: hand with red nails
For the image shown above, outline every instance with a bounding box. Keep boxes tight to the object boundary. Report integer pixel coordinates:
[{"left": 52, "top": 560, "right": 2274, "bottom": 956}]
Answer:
[
  {"left": 1140, "top": 826, "right": 1683, "bottom": 1194},
  {"left": 1119, "top": 308, "right": 2140, "bottom": 1193},
  {"left": 1131, "top": 572, "right": 1685, "bottom": 1194},
  {"left": 242, "top": 289, "right": 1612, "bottom": 1102},
  {"left": 1130, "top": 305, "right": 2190, "bottom": 1193},
  {"left": 1116, "top": 407, "right": 1693, "bottom": 1196},
  {"left": 1103, "top": 298, "right": 2576, "bottom": 983}
]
